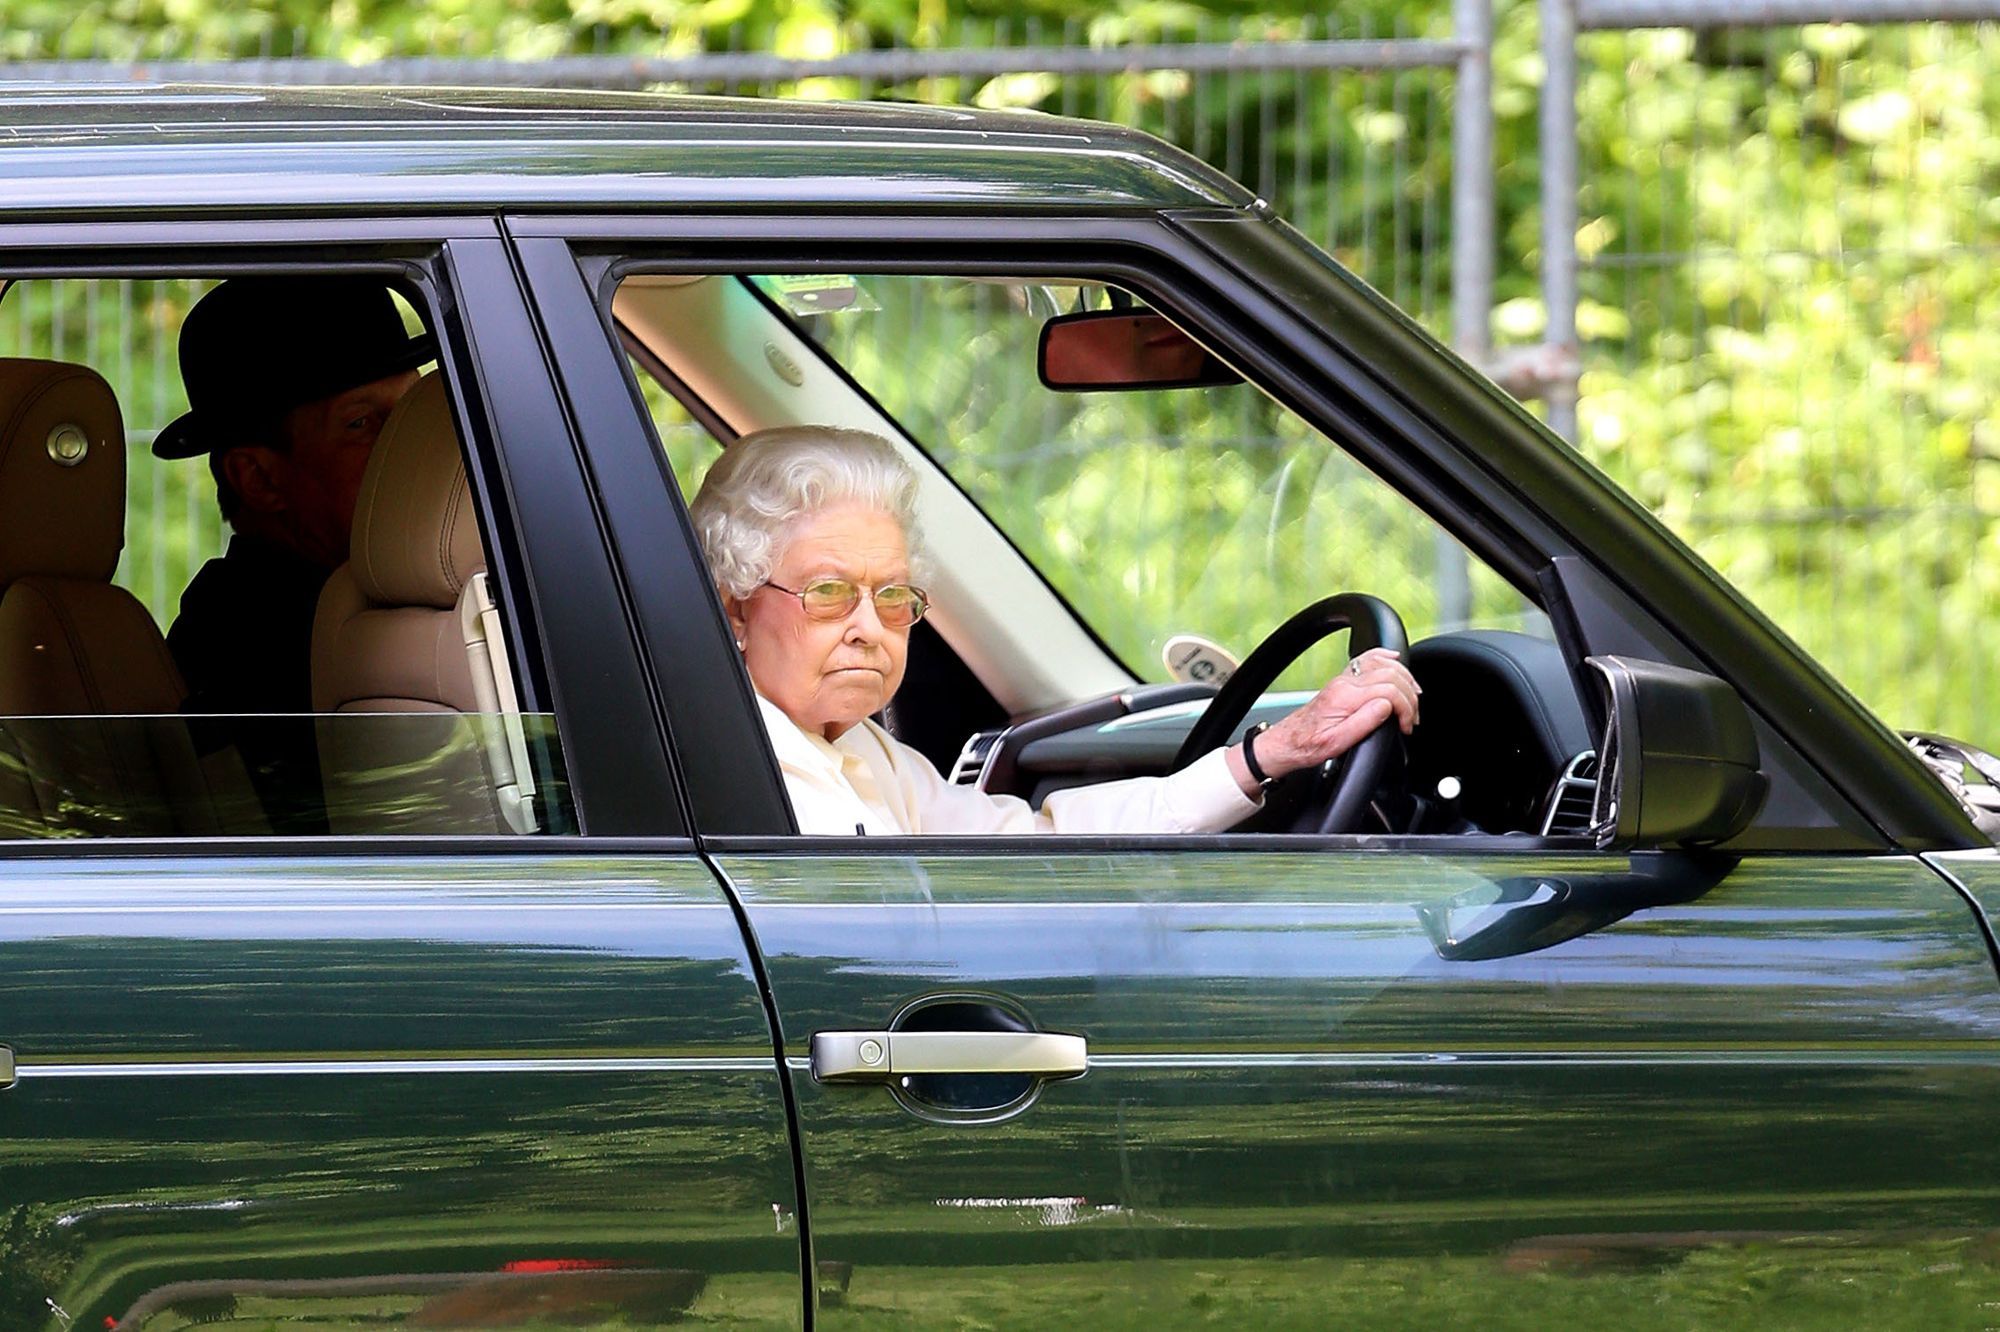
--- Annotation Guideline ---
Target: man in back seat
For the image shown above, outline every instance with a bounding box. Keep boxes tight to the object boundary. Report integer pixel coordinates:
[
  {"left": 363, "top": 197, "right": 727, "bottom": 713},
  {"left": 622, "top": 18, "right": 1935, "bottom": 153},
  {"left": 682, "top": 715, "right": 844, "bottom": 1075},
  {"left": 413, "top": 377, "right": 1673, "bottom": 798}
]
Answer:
[{"left": 155, "top": 277, "right": 432, "bottom": 830}]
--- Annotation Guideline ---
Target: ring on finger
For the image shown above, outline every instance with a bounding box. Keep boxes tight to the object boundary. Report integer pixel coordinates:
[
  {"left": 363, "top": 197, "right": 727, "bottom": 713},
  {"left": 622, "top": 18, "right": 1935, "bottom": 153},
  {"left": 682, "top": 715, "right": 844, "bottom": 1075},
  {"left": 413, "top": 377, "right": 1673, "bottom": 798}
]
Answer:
[{"left": 1347, "top": 659, "right": 1363, "bottom": 676}]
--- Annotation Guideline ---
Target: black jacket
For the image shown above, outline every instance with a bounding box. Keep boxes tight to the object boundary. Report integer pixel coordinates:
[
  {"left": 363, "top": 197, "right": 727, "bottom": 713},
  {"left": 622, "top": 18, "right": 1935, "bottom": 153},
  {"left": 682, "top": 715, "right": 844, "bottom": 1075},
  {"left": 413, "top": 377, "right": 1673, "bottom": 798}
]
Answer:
[{"left": 167, "top": 533, "right": 332, "bottom": 833}]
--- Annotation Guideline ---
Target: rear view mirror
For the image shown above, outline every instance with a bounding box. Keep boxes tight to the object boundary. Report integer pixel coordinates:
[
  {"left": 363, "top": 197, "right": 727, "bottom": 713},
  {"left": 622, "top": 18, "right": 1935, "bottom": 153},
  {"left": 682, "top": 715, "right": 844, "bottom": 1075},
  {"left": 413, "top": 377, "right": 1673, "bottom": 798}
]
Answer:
[
  {"left": 1585, "top": 655, "right": 1768, "bottom": 848},
  {"left": 1038, "top": 309, "right": 1243, "bottom": 391}
]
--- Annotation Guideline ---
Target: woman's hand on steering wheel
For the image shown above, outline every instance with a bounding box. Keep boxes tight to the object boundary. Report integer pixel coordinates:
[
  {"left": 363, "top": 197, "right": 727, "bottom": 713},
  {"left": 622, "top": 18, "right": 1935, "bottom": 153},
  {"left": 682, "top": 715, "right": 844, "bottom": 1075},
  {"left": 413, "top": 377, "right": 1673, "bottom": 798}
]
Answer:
[{"left": 1228, "top": 647, "right": 1421, "bottom": 789}]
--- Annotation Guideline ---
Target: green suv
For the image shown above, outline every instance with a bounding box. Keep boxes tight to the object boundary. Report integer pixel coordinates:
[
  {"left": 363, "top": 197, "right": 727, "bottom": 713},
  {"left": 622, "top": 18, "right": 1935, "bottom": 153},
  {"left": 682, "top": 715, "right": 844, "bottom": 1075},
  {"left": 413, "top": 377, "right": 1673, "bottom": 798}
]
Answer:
[{"left": 3, "top": 85, "right": 1998, "bottom": 1331}]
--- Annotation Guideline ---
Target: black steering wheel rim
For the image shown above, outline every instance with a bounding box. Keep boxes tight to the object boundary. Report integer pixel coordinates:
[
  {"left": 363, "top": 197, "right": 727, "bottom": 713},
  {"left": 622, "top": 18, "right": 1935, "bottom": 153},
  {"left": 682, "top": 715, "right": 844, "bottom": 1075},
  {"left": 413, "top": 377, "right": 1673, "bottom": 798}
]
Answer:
[{"left": 1170, "top": 592, "right": 1410, "bottom": 834}]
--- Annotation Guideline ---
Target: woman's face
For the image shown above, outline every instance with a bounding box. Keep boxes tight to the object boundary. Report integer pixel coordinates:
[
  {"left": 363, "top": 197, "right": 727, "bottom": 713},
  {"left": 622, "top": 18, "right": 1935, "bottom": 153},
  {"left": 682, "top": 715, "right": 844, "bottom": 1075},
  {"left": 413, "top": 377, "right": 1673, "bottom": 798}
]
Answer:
[{"left": 728, "top": 500, "right": 913, "bottom": 740}]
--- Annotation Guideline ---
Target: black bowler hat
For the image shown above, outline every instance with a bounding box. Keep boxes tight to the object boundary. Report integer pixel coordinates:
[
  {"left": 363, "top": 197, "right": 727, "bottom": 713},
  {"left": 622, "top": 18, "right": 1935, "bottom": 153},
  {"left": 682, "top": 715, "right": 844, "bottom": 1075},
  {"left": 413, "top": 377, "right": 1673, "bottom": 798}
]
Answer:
[{"left": 151, "top": 276, "right": 436, "bottom": 460}]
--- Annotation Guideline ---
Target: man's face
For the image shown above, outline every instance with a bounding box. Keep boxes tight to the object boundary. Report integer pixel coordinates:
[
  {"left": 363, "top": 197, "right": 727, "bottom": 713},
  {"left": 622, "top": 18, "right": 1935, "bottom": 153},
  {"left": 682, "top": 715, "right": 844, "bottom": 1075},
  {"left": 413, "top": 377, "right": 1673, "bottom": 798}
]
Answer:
[{"left": 225, "top": 369, "right": 421, "bottom": 568}]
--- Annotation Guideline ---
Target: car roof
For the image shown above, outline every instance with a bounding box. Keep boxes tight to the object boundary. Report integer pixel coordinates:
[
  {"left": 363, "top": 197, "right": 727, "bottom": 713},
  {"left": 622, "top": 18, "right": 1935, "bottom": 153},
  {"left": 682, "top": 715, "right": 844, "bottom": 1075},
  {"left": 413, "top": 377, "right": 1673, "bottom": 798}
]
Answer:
[{"left": 0, "top": 83, "right": 1258, "bottom": 217}]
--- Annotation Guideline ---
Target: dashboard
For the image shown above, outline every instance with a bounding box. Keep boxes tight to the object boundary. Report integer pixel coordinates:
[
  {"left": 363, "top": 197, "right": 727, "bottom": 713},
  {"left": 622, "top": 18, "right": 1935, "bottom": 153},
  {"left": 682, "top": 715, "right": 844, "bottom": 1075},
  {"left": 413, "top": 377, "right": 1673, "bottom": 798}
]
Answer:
[{"left": 953, "top": 630, "right": 1597, "bottom": 837}]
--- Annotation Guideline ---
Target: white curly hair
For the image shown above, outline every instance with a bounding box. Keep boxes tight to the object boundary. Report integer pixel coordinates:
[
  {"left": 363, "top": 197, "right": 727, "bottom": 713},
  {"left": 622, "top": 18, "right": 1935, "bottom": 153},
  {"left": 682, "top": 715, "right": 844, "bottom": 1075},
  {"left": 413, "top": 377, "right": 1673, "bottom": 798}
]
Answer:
[{"left": 689, "top": 425, "right": 927, "bottom": 601}]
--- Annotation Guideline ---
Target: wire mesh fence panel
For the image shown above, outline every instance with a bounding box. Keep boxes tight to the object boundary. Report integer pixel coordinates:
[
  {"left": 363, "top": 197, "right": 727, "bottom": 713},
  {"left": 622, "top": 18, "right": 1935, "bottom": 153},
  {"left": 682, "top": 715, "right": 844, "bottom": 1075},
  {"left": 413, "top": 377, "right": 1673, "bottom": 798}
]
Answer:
[
  {"left": 616, "top": 15, "right": 1461, "bottom": 330},
  {"left": 1571, "top": 20, "right": 2000, "bottom": 741}
]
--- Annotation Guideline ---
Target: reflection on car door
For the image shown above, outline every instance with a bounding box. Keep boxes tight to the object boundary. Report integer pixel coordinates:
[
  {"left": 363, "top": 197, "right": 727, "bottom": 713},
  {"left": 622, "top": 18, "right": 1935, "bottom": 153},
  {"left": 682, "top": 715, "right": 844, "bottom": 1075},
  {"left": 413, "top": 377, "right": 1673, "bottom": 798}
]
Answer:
[
  {"left": 0, "top": 852, "right": 800, "bottom": 1330},
  {"left": 716, "top": 844, "right": 2000, "bottom": 1328}
]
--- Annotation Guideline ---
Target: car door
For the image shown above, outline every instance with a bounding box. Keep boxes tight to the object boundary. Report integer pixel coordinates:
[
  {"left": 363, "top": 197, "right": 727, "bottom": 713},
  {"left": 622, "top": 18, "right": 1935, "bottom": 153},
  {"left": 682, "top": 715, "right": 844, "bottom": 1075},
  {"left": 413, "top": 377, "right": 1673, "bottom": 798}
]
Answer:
[
  {"left": 710, "top": 844, "right": 2000, "bottom": 1328},
  {"left": 0, "top": 229, "right": 801, "bottom": 1330},
  {"left": 520, "top": 213, "right": 2000, "bottom": 1329}
]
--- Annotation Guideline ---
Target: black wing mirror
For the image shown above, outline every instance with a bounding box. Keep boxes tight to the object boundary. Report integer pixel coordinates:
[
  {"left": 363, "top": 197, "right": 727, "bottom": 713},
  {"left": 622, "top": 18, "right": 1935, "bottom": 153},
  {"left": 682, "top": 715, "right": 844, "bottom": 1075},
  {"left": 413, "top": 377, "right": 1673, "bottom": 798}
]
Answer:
[
  {"left": 1412, "top": 656, "right": 1760, "bottom": 963},
  {"left": 1037, "top": 309, "right": 1242, "bottom": 392},
  {"left": 1585, "top": 655, "right": 1768, "bottom": 849}
]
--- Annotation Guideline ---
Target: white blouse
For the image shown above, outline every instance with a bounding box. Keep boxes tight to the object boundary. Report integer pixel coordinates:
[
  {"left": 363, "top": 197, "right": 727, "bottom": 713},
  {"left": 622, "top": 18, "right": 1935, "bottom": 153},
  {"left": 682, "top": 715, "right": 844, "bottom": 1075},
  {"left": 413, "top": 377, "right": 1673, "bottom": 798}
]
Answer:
[{"left": 755, "top": 693, "right": 1262, "bottom": 836}]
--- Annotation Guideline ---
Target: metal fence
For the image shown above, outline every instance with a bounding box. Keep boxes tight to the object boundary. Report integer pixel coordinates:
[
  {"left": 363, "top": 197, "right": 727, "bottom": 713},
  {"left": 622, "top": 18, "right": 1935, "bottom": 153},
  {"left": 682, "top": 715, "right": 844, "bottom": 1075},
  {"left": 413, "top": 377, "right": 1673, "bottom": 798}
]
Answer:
[
  {"left": 8, "top": 6, "right": 2000, "bottom": 739},
  {"left": 1540, "top": 0, "right": 2000, "bottom": 738}
]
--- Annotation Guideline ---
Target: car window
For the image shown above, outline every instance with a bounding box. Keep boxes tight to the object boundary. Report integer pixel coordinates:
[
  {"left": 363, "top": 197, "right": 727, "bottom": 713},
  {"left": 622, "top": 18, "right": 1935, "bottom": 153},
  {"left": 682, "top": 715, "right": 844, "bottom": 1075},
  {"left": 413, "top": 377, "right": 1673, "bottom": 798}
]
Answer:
[
  {"left": 615, "top": 269, "right": 1582, "bottom": 843},
  {"left": 625, "top": 273, "right": 1544, "bottom": 691},
  {"left": 0, "top": 274, "right": 573, "bottom": 839},
  {"left": 626, "top": 351, "right": 722, "bottom": 499}
]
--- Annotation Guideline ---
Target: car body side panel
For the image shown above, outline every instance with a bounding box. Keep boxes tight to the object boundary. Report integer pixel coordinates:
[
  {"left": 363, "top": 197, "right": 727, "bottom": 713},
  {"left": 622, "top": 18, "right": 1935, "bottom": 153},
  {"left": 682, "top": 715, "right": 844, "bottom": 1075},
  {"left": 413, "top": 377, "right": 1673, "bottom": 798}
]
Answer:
[
  {"left": 721, "top": 847, "right": 2000, "bottom": 1328},
  {"left": 0, "top": 853, "right": 800, "bottom": 1331},
  {"left": 1919, "top": 846, "right": 2000, "bottom": 964}
]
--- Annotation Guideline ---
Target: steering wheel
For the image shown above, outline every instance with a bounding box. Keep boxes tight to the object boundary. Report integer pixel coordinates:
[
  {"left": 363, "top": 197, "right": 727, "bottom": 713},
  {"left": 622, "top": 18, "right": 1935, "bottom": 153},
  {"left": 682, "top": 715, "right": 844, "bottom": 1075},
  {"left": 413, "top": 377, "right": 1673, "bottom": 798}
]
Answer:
[{"left": 1170, "top": 593, "right": 1410, "bottom": 834}]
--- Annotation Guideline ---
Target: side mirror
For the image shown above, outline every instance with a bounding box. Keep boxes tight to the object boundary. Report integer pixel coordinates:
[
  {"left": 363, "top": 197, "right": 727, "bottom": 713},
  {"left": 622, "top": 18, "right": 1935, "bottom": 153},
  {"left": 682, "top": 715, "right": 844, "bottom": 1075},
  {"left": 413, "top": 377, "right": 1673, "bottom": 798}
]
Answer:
[
  {"left": 1585, "top": 655, "right": 1768, "bottom": 848},
  {"left": 1037, "top": 309, "right": 1243, "bottom": 392}
]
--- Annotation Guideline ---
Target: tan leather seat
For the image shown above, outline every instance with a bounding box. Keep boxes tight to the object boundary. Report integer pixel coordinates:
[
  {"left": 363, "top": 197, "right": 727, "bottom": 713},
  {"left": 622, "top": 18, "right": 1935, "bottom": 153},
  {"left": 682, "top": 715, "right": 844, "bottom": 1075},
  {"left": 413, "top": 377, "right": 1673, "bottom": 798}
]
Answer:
[
  {"left": 0, "top": 358, "right": 188, "bottom": 835},
  {"left": 312, "top": 371, "right": 482, "bottom": 717},
  {"left": 312, "top": 371, "right": 536, "bottom": 833}
]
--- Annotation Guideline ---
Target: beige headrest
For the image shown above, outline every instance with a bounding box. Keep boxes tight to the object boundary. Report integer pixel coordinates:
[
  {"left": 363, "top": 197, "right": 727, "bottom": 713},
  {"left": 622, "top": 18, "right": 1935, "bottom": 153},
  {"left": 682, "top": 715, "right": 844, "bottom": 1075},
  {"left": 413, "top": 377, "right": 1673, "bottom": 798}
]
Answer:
[
  {"left": 0, "top": 359, "right": 126, "bottom": 586},
  {"left": 349, "top": 370, "right": 482, "bottom": 609}
]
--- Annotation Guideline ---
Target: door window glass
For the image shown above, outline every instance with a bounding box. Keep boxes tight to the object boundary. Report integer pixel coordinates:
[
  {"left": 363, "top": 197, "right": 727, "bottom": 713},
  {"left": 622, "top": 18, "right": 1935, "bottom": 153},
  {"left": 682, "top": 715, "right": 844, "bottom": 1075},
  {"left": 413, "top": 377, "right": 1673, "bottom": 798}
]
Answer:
[
  {"left": 764, "top": 274, "right": 1542, "bottom": 689},
  {"left": 0, "top": 274, "right": 573, "bottom": 839},
  {"left": 615, "top": 270, "right": 1583, "bottom": 843},
  {"left": 626, "top": 351, "right": 722, "bottom": 500}
]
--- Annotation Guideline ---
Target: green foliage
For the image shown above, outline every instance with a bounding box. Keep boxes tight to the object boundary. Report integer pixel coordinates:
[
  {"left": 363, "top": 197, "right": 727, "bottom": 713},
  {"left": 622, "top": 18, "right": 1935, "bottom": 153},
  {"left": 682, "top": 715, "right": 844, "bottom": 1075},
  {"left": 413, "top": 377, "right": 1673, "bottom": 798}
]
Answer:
[
  {"left": 1556, "top": 22, "right": 2000, "bottom": 739},
  {"left": 0, "top": 0, "right": 1444, "bottom": 62}
]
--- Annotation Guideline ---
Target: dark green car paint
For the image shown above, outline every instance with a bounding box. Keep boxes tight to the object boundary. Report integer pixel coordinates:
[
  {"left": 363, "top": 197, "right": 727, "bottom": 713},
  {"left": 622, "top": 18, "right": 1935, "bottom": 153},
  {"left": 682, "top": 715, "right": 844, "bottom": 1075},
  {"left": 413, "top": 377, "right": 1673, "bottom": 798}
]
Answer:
[
  {"left": 1921, "top": 848, "right": 2000, "bottom": 971},
  {"left": 0, "top": 854, "right": 801, "bottom": 1329},
  {"left": 719, "top": 848, "right": 2000, "bottom": 1327},
  {"left": 0, "top": 87, "right": 1254, "bottom": 217}
]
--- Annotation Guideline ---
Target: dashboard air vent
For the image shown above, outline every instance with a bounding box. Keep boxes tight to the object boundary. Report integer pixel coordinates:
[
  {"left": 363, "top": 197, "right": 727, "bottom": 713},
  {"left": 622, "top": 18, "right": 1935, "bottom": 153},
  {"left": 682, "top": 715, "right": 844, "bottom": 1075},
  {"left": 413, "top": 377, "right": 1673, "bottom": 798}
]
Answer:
[
  {"left": 1540, "top": 750, "right": 1601, "bottom": 836},
  {"left": 949, "top": 729, "right": 1005, "bottom": 786}
]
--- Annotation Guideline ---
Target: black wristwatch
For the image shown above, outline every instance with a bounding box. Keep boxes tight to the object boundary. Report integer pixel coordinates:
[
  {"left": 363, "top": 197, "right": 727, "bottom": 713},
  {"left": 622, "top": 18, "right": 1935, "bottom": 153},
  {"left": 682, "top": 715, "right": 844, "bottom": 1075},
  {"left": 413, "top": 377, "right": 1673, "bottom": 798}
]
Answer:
[{"left": 1241, "top": 722, "right": 1275, "bottom": 790}]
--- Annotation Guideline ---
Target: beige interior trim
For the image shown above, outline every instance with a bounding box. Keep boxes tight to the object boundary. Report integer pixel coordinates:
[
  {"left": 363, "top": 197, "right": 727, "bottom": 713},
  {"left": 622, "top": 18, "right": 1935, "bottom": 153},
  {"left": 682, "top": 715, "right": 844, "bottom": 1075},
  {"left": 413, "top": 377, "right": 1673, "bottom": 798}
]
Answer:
[{"left": 459, "top": 570, "right": 537, "bottom": 834}]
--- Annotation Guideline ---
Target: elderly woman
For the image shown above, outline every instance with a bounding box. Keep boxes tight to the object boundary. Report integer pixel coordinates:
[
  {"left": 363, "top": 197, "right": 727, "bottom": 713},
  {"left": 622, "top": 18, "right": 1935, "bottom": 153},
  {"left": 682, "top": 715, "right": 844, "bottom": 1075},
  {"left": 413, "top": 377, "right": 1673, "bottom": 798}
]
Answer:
[{"left": 690, "top": 426, "right": 1420, "bottom": 836}]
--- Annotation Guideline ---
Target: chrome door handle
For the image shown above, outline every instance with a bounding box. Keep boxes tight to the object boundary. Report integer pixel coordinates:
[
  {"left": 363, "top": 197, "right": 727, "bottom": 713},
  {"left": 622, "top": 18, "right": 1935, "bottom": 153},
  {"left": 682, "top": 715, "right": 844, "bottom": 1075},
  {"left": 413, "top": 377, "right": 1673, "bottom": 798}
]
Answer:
[{"left": 811, "top": 1030, "right": 1087, "bottom": 1084}]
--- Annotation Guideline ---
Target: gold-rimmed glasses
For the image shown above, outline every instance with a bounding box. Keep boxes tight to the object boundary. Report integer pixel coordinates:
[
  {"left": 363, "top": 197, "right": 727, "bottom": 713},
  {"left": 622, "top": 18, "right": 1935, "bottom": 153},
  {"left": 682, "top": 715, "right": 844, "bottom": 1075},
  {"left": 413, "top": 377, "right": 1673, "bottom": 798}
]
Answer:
[{"left": 762, "top": 578, "right": 931, "bottom": 627}]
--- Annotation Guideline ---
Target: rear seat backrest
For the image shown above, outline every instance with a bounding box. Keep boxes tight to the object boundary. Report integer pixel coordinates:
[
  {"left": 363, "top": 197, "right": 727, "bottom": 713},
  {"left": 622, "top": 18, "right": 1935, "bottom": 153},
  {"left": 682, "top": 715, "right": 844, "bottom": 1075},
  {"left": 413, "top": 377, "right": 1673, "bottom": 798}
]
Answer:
[
  {"left": 0, "top": 359, "right": 182, "bottom": 714},
  {"left": 312, "top": 371, "right": 534, "bottom": 833},
  {"left": 312, "top": 370, "right": 484, "bottom": 715},
  {"left": 0, "top": 358, "right": 190, "bottom": 835}
]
